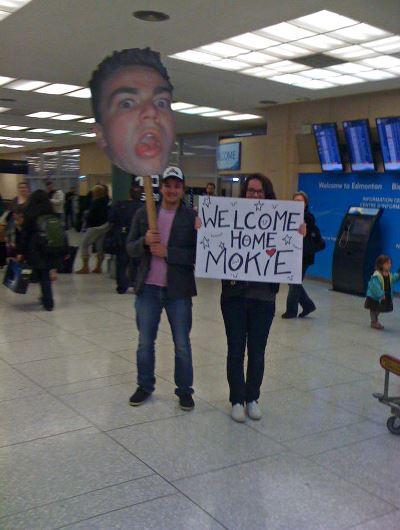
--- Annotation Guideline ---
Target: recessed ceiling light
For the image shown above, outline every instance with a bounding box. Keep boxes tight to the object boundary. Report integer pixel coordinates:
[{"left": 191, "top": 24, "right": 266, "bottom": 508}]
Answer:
[
  {"left": 292, "top": 10, "right": 358, "bottom": 33},
  {"left": 258, "top": 22, "right": 315, "bottom": 41},
  {"left": 66, "top": 88, "right": 92, "bottom": 98},
  {"left": 268, "top": 43, "right": 310, "bottom": 58},
  {"left": 326, "top": 45, "right": 377, "bottom": 60},
  {"left": 78, "top": 117, "right": 95, "bottom": 123},
  {"left": 0, "top": 76, "right": 15, "bottom": 86},
  {"left": 356, "top": 69, "right": 396, "bottom": 80},
  {"left": 27, "top": 111, "right": 60, "bottom": 118},
  {"left": 297, "top": 34, "right": 346, "bottom": 51},
  {"left": 79, "top": 133, "right": 96, "bottom": 137},
  {"left": 46, "top": 129, "right": 71, "bottom": 134},
  {"left": 361, "top": 55, "right": 400, "bottom": 69},
  {"left": 269, "top": 60, "right": 309, "bottom": 73},
  {"left": 0, "top": 107, "right": 11, "bottom": 113},
  {"left": 330, "top": 75, "right": 366, "bottom": 85},
  {"left": 27, "top": 128, "right": 52, "bottom": 132},
  {"left": 364, "top": 35, "right": 400, "bottom": 53},
  {"left": 4, "top": 79, "right": 48, "bottom": 91},
  {"left": 227, "top": 33, "right": 279, "bottom": 50},
  {"left": 207, "top": 58, "right": 249, "bottom": 71},
  {"left": 200, "top": 42, "right": 246, "bottom": 58},
  {"left": 328, "top": 62, "right": 371, "bottom": 74},
  {"left": 300, "top": 68, "right": 340, "bottom": 79},
  {"left": 51, "top": 114, "right": 85, "bottom": 121},
  {"left": 201, "top": 110, "right": 234, "bottom": 117},
  {"left": 0, "top": 124, "right": 7, "bottom": 128},
  {"left": 133, "top": 10, "right": 169, "bottom": 22},
  {"left": 241, "top": 67, "right": 278, "bottom": 78},
  {"left": 290, "top": 78, "right": 335, "bottom": 89},
  {"left": 271, "top": 73, "right": 312, "bottom": 85},
  {"left": 238, "top": 51, "right": 278, "bottom": 65},
  {"left": 180, "top": 106, "right": 218, "bottom": 114},
  {"left": 35, "top": 83, "right": 82, "bottom": 95},
  {"left": 171, "top": 102, "right": 195, "bottom": 111},
  {"left": 0, "top": 144, "right": 23, "bottom": 148},
  {"left": 3, "top": 125, "right": 29, "bottom": 130},
  {"left": 222, "top": 113, "right": 262, "bottom": 121},
  {"left": 329, "top": 23, "right": 389, "bottom": 43},
  {"left": 171, "top": 50, "right": 216, "bottom": 65}
]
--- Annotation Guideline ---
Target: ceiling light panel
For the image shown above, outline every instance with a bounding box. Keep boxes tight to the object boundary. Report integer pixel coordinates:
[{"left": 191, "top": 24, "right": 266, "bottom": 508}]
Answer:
[
  {"left": 296, "top": 34, "right": 346, "bottom": 51},
  {"left": 78, "top": 117, "right": 95, "bottom": 123},
  {"left": 364, "top": 36, "right": 400, "bottom": 53},
  {"left": 325, "top": 45, "right": 378, "bottom": 60},
  {"left": 179, "top": 106, "right": 218, "bottom": 114},
  {"left": 0, "top": 76, "right": 14, "bottom": 86},
  {"left": 27, "top": 111, "right": 60, "bottom": 118},
  {"left": 4, "top": 79, "right": 48, "bottom": 91},
  {"left": 238, "top": 51, "right": 277, "bottom": 65},
  {"left": 221, "top": 114, "right": 262, "bottom": 121},
  {"left": 330, "top": 75, "right": 366, "bottom": 85},
  {"left": 267, "top": 43, "right": 311, "bottom": 59},
  {"left": 226, "top": 33, "right": 279, "bottom": 50},
  {"left": 361, "top": 55, "right": 400, "bottom": 68},
  {"left": 328, "top": 62, "right": 371, "bottom": 74},
  {"left": 35, "top": 83, "right": 82, "bottom": 95},
  {"left": 241, "top": 67, "right": 279, "bottom": 78},
  {"left": 258, "top": 22, "right": 315, "bottom": 41},
  {"left": 207, "top": 58, "right": 249, "bottom": 70},
  {"left": 356, "top": 69, "right": 396, "bottom": 81},
  {"left": 300, "top": 68, "right": 340, "bottom": 79},
  {"left": 46, "top": 130, "right": 71, "bottom": 134},
  {"left": 292, "top": 10, "right": 358, "bottom": 32},
  {"left": 66, "top": 88, "right": 92, "bottom": 98},
  {"left": 200, "top": 110, "right": 234, "bottom": 117},
  {"left": 27, "top": 128, "right": 52, "bottom": 132},
  {"left": 200, "top": 42, "right": 246, "bottom": 57},
  {"left": 269, "top": 61, "right": 310, "bottom": 73},
  {"left": 51, "top": 114, "right": 85, "bottom": 121},
  {"left": 3, "top": 125, "right": 28, "bottom": 130},
  {"left": 329, "top": 23, "right": 390, "bottom": 43},
  {"left": 172, "top": 50, "right": 216, "bottom": 65}
]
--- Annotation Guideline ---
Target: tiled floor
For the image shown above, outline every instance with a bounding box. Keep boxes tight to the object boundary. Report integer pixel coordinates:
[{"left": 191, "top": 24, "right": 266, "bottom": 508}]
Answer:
[{"left": 1, "top": 260, "right": 400, "bottom": 529}]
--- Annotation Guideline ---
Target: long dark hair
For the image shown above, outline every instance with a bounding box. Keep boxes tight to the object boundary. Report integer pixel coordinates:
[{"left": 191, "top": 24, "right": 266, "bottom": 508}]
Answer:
[
  {"left": 23, "top": 189, "right": 54, "bottom": 227},
  {"left": 241, "top": 174, "right": 276, "bottom": 200}
]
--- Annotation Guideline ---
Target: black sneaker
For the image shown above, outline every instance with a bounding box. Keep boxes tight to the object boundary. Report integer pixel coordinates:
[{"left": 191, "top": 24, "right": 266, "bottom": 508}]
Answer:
[
  {"left": 129, "top": 387, "right": 151, "bottom": 407},
  {"left": 179, "top": 394, "right": 195, "bottom": 411},
  {"left": 282, "top": 312, "right": 297, "bottom": 319},
  {"left": 299, "top": 305, "right": 316, "bottom": 318}
]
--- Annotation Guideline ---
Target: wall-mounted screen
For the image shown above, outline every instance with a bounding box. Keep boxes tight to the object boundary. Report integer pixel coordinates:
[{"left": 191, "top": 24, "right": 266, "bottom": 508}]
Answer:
[
  {"left": 376, "top": 116, "right": 400, "bottom": 171},
  {"left": 342, "top": 119, "right": 375, "bottom": 172},
  {"left": 312, "top": 122, "right": 344, "bottom": 172}
]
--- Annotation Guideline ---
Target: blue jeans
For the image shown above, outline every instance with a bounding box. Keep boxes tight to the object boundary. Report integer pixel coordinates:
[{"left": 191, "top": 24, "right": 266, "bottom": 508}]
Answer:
[
  {"left": 135, "top": 285, "right": 194, "bottom": 396},
  {"left": 285, "top": 264, "right": 315, "bottom": 316},
  {"left": 221, "top": 296, "right": 275, "bottom": 405}
]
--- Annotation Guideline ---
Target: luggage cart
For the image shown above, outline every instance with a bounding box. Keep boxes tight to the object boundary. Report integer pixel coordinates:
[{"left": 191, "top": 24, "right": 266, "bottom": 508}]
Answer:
[{"left": 373, "top": 355, "right": 400, "bottom": 435}]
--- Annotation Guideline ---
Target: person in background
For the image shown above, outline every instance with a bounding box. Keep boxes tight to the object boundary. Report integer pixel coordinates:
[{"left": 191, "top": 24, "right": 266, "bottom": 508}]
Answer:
[
  {"left": 46, "top": 181, "right": 65, "bottom": 219},
  {"left": 126, "top": 166, "right": 197, "bottom": 411},
  {"left": 64, "top": 186, "right": 76, "bottom": 230},
  {"left": 221, "top": 174, "right": 307, "bottom": 423},
  {"left": 10, "top": 181, "right": 30, "bottom": 212},
  {"left": 108, "top": 183, "right": 143, "bottom": 293},
  {"left": 365, "top": 255, "right": 400, "bottom": 330},
  {"left": 282, "top": 191, "right": 323, "bottom": 319},
  {"left": 76, "top": 184, "right": 109, "bottom": 274},
  {"left": 18, "top": 190, "right": 66, "bottom": 311},
  {"left": 5, "top": 206, "right": 24, "bottom": 258},
  {"left": 0, "top": 193, "right": 4, "bottom": 217},
  {"left": 205, "top": 182, "right": 216, "bottom": 196}
]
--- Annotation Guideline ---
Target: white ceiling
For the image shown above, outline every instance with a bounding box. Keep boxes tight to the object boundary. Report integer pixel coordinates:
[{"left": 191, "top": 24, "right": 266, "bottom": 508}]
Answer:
[{"left": 1, "top": 0, "right": 400, "bottom": 154}]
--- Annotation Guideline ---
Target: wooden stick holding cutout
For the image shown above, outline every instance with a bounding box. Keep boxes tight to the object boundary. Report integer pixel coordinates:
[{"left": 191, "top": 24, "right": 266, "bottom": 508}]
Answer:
[{"left": 143, "top": 176, "right": 158, "bottom": 231}]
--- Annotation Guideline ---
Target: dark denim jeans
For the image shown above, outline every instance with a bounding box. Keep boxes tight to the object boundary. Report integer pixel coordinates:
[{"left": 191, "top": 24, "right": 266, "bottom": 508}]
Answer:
[
  {"left": 135, "top": 285, "right": 194, "bottom": 396},
  {"left": 285, "top": 264, "right": 315, "bottom": 316},
  {"left": 35, "top": 268, "right": 54, "bottom": 310},
  {"left": 116, "top": 251, "right": 130, "bottom": 292},
  {"left": 221, "top": 296, "right": 275, "bottom": 405}
]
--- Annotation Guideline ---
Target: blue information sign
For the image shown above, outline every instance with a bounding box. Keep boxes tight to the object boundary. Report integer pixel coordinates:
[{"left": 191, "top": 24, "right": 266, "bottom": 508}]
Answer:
[
  {"left": 217, "top": 142, "right": 241, "bottom": 171},
  {"left": 376, "top": 117, "right": 400, "bottom": 171},
  {"left": 313, "top": 123, "right": 343, "bottom": 172},
  {"left": 343, "top": 119, "right": 375, "bottom": 171}
]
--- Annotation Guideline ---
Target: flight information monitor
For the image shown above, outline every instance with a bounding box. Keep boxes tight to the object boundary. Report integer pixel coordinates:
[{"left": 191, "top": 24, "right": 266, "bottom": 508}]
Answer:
[
  {"left": 376, "top": 116, "right": 400, "bottom": 171},
  {"left": 342, "top": 119, "right": 375, "bottom": 171},
  {"left": 312, "top": 122, "right": 343, "bottom": 172}
]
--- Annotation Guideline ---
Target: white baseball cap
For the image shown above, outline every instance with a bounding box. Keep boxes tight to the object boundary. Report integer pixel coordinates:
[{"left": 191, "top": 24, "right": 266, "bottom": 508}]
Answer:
[{"left": 161, "top": 166, "right": 184, "bottom": 182}]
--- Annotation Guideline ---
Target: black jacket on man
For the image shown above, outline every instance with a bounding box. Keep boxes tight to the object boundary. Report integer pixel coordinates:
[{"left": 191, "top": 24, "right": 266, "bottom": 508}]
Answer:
[{"left": 126, "top": 203, "right": 197, "bottom": 299}]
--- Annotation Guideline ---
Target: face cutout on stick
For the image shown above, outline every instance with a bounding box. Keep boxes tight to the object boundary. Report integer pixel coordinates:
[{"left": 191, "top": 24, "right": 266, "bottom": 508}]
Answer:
[{"left": 90, "top": 48, "right": 176, "bottom": 176}]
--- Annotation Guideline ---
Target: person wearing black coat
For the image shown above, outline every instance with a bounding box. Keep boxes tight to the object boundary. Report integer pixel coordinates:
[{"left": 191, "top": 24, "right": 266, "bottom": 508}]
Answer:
[
  {"left": 18, "top": 190, "right": 65, "bottom": 311},
  {"left": 282, "top": 191, "right": 323, "bottom": 319}
]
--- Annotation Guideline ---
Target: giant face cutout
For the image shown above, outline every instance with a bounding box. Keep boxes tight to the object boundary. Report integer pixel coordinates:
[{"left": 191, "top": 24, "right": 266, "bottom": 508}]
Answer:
[{"left": 94, "top": 65, "right": 175, "bottom": 176}]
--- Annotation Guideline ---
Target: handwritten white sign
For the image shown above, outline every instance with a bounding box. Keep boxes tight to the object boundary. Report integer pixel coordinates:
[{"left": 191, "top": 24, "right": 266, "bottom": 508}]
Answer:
[{"left": 195, "top": 196, "right": 304, "bottom": 284}]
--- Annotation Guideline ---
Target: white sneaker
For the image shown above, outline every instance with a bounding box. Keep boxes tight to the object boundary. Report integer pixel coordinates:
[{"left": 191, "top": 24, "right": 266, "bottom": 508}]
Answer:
[
  {"left": 231, "top": 404, "right": 246, "bottom": 423},
  {"left": 246, "top": 401, "right": 262, "bottom": 420}
]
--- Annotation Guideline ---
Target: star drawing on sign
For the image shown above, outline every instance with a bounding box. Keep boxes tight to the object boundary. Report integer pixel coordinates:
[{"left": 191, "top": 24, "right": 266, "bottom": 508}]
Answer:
[
  {"left": 203, "top": 197, "right": 211, "bottom": 208},
  {"left": 287, "top": 275, "right": 294, "bottom": 281},
  {"left": 219, "top": 242, "right": 225, "bottom": 250},
  {"left": 200, "top": 236, "right": 210, "bottom": 250},
  {"left": 254, "top": 200, "right": 263, "bottom": 211},
  {"left": 282, "top": 235, "right": 292, "bottom": 246}
]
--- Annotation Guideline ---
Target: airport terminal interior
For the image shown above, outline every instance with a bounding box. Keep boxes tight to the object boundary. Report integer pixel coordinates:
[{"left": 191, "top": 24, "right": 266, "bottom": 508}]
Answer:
[{"left": 1, "top": 1, "right": 400, "bottom": 529}]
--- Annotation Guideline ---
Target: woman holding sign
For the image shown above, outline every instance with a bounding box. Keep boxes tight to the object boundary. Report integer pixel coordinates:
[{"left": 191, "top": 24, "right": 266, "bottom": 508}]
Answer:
[{"left": 220, "top": 174, "right": 279, "bottom": 422}]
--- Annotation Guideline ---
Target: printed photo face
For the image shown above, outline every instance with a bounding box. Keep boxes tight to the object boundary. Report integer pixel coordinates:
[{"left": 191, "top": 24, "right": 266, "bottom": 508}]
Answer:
[{"left": 94, "top": 65, "right": 175, "bottom": 176}]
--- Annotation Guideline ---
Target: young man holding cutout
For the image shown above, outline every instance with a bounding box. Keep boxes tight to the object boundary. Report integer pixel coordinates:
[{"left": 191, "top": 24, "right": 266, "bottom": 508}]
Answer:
[{"left": 126, "top": 166, "right": 197, "bottom": 411}]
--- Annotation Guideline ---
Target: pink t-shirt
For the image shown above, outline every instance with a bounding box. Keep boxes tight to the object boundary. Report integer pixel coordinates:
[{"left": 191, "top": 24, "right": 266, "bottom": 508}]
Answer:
[{"left": 145, "top": 208, "right": 177, "bottom": 287}]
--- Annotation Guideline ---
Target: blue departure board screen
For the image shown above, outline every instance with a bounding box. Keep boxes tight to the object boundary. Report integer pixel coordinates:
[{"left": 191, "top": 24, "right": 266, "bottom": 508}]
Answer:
[
  {"left": 342, "top": 119, "right": 375, "bottom": 171},
  {"left": 312, "top": 123, "right": 343, "bottom": 172},
  {"left": 376, "top": 116, "right": 400, "bottom": 171}
]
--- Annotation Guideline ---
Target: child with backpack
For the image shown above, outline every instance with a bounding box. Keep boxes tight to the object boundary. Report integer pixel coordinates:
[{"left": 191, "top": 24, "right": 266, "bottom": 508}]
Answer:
[
  {"left": 18, "top": 190, "right": 67, "bottom": 311},
  {"left": 365, "top": 255, "right": 400, "bottom": 330}
]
